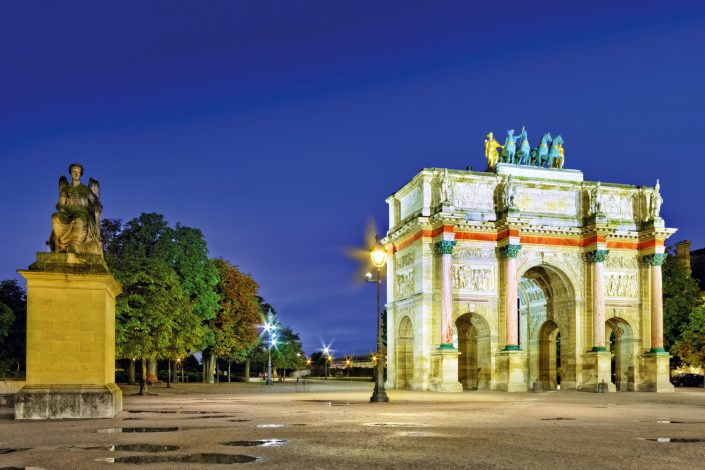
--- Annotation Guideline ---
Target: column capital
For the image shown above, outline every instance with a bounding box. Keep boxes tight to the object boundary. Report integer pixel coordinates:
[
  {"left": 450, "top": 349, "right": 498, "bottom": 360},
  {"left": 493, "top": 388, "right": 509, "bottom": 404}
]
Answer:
[
  {"left": 586, "top": 249, "right": 609, "bottom": 263},
  {"left": 436, "top": 240, "right": 456, "bottom": 255},
  {"left": 642, "top": 253, "right": 666, "bottom": 266},
  {"left": 498, "top": 244, "right": 522, "bottom": 259}
]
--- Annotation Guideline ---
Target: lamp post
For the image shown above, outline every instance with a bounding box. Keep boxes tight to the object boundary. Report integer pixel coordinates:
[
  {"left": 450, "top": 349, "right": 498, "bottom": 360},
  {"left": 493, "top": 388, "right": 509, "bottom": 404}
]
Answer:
[
  {"left": 346, "top": 358, "right": 351, "bottom": 378},
  {"left": 263, "top": 313, "right": 277, "bottom": 386},
  {"left": 367, "top": 235, "right": 389, "bottom": 402},
  {"left": 323, "top": 346, "right": 330, "bottom": 380}
]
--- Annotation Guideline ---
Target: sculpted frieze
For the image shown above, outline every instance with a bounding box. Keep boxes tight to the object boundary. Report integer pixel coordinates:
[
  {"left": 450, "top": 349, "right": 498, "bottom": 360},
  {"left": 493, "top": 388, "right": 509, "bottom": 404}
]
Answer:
[
  {"left": 395, "top": 269, "right": 415, "bottom": 299},
  {"left": 453, "top": 181, "right": 495, "bottom": 210},
  {"left": 452, "top": 264, "right": 496, "bottom": 291},
  {"left": 395, "top": 252, "right": 415, "bottom": 270},
  {"left": 605, "top": 273, "right": 638, "bottom": 298},
  {"left": 516, "top": 187, "right": 577, "bottom": 216},
  {"left": 452, "top": 245, "right": 495, "bottom": 261},
  {"left": 605, "top": 255, "right": 639, "bottom": 270},
  {"left": 599, "top": 192, "right": 634, "bottom": 221}
]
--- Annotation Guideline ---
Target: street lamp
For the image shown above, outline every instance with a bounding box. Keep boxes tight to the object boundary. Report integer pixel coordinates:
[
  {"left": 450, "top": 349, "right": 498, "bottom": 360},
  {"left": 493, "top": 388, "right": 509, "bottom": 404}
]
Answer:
[
  {"left": 367, "top": 235, "right": 389, "bottom": 402},
  {"left": 262, "top": 313, "right": 277, "bottom": 385},
  {"left": 346, "top": 358, "right": 351, "bottom": 378},
  {"left": 323, "top": 346, "right": 330, "bottom": 380}
]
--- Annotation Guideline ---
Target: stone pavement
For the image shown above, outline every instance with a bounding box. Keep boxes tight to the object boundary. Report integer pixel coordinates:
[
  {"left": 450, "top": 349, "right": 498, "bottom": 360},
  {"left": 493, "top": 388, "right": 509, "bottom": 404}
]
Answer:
[{"left": 2, "top": 380, "right": 705, "bottom": 469}]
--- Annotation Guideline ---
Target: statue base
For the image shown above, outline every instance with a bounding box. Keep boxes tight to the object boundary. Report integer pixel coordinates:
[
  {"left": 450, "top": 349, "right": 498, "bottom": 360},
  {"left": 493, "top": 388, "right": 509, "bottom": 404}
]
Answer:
[
  {"left": 429, "top": 348, "right": 463, "bottom": 392},
  {"left": 639, "top": 351, "right": 674, "bottom": 392},
  {"left": 580, "top": 351, "right": 615, "bottom": 392},
  {"left": 16, "top": 253, "right": 122, "bottom": 419},
  {"left": 15, "top": 383, "right": 122, "bottom": 420},
  {"left": 496, "top": 350, "right": 527, "bottom": 392}
]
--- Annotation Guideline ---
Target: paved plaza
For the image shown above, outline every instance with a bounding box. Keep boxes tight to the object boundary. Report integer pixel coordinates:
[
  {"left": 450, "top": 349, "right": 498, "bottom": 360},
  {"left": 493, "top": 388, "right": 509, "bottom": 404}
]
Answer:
[{"left": 2, "top": 381, "right": 705, "bottom": 469}]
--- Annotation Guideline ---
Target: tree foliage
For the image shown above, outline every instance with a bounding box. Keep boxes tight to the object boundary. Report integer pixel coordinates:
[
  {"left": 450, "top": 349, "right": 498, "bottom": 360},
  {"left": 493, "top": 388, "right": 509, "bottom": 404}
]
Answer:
[
  {"left": 102, "top": 214, "right": 217, "bottom": 362},
  {"left": 663, "top": 250, "right": 704, "bottom": 352},
  {"left": 0, "top": 280, "right": 26, "bottom": 376},
  {"left": 673, "top": 306, "right": 705, "bottom": 367},
  {"left": 209, "top": 258, "right": 260, "bottom": 361}
]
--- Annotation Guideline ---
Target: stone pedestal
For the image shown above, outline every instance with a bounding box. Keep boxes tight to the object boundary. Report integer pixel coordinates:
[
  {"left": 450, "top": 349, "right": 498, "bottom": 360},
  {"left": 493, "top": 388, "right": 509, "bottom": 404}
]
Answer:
[
  {"left": 580, "top": 351, "right": 615, "bottom": 392},
  {"left": 15, "top": 253, "right": 122, "bottom": 419},
  {"left": 496, "top": 350, "right": 527, "bottom": 392},
  {"left": 429, "top": 348, "right": 462, "bottom": 392},
  {"left": 640, "top": 351, "right": 674, "bottom": 392}
]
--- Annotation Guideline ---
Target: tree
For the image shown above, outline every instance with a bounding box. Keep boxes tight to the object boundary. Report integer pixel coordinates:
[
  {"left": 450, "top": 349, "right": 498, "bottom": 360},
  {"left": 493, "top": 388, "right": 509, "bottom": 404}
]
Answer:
[
  {"left": 208, "top": 259, "right": 261, "bottom": 382},
  {"left": 103, "top": 214, "right": 217, "bottom": 389},
  {"left": 0, "top": 280, "right": 26, "bottom": 377},
  {"left": 271, "top": 326, "right": 305, "bottom": 374},
  {"left": 663, "top": 249, "right": 704, "bottom": 353},
  {"left": 113, "top": 257, "right": 188, "bottom": 394},
  {"left": 673, "top": 306, "right": 705, "bottom": 367}
]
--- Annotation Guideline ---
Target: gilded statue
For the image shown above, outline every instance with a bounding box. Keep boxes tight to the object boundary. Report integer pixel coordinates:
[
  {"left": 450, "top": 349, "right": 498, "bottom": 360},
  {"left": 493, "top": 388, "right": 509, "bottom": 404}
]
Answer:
[
  {"left": 48, "top": 163, "right": 103, "bottom": 255},
  {"left": 484, "top": 132, "right": 503, "bottom": 168}
]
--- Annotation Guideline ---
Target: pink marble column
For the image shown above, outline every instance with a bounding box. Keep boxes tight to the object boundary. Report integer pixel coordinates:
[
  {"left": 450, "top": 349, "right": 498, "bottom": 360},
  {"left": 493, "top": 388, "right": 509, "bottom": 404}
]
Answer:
[
  {"left": 500, "top": 245, "right": 521, "bottom": 350},
  {"left": 437, "top": 240, "right": 456, "bottom": 347},
  {"left": 647, "top": 254, "right": 666, "bottom": 352},
  {"left": 587, "top": 250, "right": 608, "bottom": 351}
]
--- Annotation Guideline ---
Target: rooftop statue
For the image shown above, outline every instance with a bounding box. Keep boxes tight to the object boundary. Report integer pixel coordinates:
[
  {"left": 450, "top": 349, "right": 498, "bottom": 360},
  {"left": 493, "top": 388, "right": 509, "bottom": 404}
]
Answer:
[
  {"left": 650, "top": 179, "right": 663, "bottom": 220},
  {"left": 548, "top": 135, "right": 565, "bottom": 168},
  {"left": 516, "top": 127, "right": 531, "bottom": 165},
  {"left": 485, "top": 129, "right": 566, "bottom": 169},
  {"left": 48, "top": 163, "right": 103, "bottom": 255},
  {"left": 484, "top": 132, "right": 503, "bottom": 169},
  {"left": 500, "top": 129, "right": 520, "bottom": 164}
]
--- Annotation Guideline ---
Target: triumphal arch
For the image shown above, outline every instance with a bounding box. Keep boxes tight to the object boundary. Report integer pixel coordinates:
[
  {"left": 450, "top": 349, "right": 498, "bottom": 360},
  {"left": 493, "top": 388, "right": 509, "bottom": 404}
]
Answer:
[{"left": 384, "top": 130, "right": 675, "bottom": 393}]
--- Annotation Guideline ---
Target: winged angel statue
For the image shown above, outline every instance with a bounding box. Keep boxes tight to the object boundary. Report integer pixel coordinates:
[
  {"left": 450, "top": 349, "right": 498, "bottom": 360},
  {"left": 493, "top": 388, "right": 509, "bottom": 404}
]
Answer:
[{"left": 48, "top": 163, "right": 103, "bottom": 255}]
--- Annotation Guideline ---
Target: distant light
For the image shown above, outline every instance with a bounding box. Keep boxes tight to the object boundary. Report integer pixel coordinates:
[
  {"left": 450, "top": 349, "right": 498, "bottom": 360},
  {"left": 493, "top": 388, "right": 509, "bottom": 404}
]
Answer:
[{"left": 365, "top": 272, "right": 373, "bottom": 280}]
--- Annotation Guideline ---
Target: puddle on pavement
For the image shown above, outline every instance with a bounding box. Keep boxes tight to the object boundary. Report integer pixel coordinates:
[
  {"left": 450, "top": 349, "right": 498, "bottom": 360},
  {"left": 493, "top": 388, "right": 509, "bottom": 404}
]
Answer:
[
  {"left": 364, "top": 423, "right": 426, "bottom": 428},
  {"left": 0, "top": 467, "right": 47, "bottom": 470},
  {"left": 97, "top": 427, "right": 180, "bottom": 433},
  {"left": 68, "top": 444, "right": 180, "bottom": 452},
  {"left": 185, "top": 415, "right": 236, "bottom": 419},
  {"left": 256, "top": 424, "right": 285, "bottom": 428},
  {"left": 541, "top": 417, "right": 576, "bottom": 421},
  {"left": 96, "top": 453, "right": 258, "bottom": 464},
  {"left": 222, "top": 439, "right": 287, "bottom": 447},
  {"left": 642, "top": 437, "right": 705, "bottom": 443},
  {"left": 0, "top": 449, "right": 29, "bottom": 455},
  {"left": 228, "top": 419, "right": 250, "bottom": 423}
]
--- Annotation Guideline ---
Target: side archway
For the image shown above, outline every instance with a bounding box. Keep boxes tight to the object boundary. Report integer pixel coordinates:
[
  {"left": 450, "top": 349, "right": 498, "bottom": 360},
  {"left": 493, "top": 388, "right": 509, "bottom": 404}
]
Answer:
[
  {"left": 606, "top": 317, "right": 636, "bottom": 391},
  {"left": 396, "top": 316, "right": 414, "bottom": 389}
]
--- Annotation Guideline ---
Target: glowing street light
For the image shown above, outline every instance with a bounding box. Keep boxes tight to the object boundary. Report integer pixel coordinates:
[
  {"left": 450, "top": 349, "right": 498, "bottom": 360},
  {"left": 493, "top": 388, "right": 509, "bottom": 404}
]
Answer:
[
  {"left": 323, "top": 346, "right": 330, "bottom": 380},
  {"left": 366, "top": 235, "right": 389, "bottom": 402},
  {"left": 262, "top": 311, "right": 277, "bottom": 386}
]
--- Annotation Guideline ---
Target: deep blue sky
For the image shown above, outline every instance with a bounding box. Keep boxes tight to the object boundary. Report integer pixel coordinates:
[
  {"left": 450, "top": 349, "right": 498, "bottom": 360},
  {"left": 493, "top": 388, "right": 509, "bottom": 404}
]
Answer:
[{"left": 2, "top": 1, "right": 705, "bottom": 356}]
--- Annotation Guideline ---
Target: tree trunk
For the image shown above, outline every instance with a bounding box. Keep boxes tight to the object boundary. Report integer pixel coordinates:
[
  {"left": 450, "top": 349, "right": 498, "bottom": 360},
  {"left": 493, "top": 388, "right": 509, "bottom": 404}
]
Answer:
[
  {"left": 227, "top": 359, "right": 232, "bottom": 383},
  {"left": 138, "top": 359, "right": 148, "bottom": 395},
  {"left": 202, "top": 359, "right": 207, "bottom": 383},
  {"left": 245, "top": 358, "right": 250, "bottom": 383},
  {"left": 171, "top": 360, "right": 178, "bottom": 383},
  {"left": 128, "top": 359, "right": 136, "bottom": 385},
  {"left": 147, "top": 358, "right": 158, "bottom": 384},
  {"left": 166, "top": 359, "right": 172, "bottom": 388},
  {"left": 207, "top": 354, "right": 216, "bottom": 384}
]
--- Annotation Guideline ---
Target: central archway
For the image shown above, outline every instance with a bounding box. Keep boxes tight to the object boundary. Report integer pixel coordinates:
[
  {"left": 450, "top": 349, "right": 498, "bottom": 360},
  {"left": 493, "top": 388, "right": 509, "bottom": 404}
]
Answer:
[{"left": 518, "top": 264, "right": 576, "bottom": 391}]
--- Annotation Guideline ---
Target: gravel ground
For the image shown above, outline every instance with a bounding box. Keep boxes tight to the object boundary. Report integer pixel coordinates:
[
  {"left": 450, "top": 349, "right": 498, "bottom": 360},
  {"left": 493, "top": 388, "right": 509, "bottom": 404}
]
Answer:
[{"left": 2, "top": 381, "right": 705, "bottom": 469}]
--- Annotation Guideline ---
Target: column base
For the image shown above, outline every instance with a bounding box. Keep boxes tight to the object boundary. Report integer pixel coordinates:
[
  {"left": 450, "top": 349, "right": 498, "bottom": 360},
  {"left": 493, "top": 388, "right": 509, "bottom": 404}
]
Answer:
[
  {"left": 496, "top": 350, "right": 527, "bottom": 392},
  {"left": 15, "top": 383, "right": 122, "bottom": 419},
  {"left": 639, "top": 351, "right": 674, "bottom": 392},
  {"left": 580, "top": 351, "right": 615, "bottom": 392},
  {"left": 429, "top": 348, "right": 462, "bottom": 392}
]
